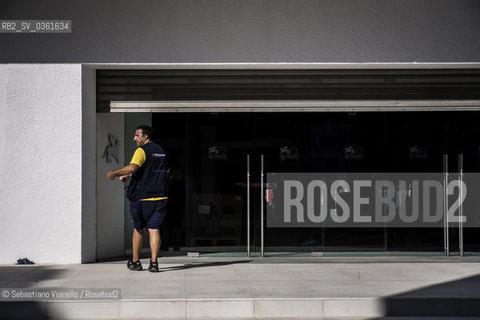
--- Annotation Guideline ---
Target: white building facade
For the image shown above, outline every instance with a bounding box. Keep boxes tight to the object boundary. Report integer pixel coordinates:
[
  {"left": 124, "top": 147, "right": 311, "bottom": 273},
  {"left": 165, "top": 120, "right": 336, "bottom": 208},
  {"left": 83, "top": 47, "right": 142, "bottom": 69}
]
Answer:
[{"left": 1, "top": 0, "right": 480, "bottom": 263}]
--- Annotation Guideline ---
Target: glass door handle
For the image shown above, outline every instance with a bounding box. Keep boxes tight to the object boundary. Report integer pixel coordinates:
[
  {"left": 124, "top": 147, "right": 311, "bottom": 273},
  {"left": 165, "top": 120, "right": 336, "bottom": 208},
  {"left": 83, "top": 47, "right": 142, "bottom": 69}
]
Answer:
[
  {"left": 458, "top": 154, "right": 464, "bottom": 257},
  {"left": 247, "top": 154, "right": 250, "bottom": 257},
  {"left": 246, "top": 154, "right": 265, "bottom": 258},
  {"left": 443, "top": 154, "right": 449, "bottom": 256},
  {"left": 261, "top": 154, "right": 264, "bottom": 258}
]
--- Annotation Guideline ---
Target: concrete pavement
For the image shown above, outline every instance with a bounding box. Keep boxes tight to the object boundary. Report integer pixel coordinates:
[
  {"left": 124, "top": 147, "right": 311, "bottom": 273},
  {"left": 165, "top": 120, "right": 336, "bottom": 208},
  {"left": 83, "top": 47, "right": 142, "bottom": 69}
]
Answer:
[{"left": 2, "top": 256, "right": 480, "bottom": 319}]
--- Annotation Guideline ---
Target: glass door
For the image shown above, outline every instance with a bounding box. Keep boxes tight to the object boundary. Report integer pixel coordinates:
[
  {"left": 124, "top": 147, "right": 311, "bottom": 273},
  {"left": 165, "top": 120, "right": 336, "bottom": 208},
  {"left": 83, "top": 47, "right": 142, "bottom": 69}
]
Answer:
[
  {"left": 384, "top": 112, "right": 446, "bottom": 255},
  {"left": 153, "top": 111, "right": 475, "bottom": 257},
  {"left": 185, "top": 113, "right": 255, "bottom": 253},
  {"left": 165, "top": 112, "right": 329, "bottom": 256},
  {"left": 253, "top": 113, "right": 325, "bottom": 256},
  {"left": 452, "top": 112, "right": 480, "bottom": 255},
  {"left": 255, "top": 113, "right": 389, "bottom": 256}
]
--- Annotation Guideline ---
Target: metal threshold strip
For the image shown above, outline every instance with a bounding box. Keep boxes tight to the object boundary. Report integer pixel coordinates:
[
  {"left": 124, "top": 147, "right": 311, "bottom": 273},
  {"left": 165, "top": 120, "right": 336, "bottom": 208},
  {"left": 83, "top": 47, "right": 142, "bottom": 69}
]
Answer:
[{"left": 110, "top": 100, "right": 480, "bottom": 112}]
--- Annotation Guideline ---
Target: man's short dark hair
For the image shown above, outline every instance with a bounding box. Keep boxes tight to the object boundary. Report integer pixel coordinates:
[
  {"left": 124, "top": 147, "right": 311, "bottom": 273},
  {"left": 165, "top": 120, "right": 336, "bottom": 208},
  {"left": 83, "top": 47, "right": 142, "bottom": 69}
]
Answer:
[{"left": 137, "top": 125, "right": 153, "bottom": 140}]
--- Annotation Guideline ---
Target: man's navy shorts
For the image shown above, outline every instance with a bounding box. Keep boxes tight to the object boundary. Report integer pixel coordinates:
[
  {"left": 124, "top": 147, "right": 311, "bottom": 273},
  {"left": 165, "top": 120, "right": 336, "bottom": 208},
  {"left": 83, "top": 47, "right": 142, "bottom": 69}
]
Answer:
[{"left": 129, "top": 200, "right": 166, "bottom": 230}]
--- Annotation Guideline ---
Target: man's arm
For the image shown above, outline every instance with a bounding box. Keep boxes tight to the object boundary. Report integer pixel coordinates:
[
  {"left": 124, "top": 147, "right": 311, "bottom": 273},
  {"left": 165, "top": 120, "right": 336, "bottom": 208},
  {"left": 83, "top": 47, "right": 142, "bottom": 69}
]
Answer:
[{"left": 107, "top": 163, "right": 139, "bottom": 181}]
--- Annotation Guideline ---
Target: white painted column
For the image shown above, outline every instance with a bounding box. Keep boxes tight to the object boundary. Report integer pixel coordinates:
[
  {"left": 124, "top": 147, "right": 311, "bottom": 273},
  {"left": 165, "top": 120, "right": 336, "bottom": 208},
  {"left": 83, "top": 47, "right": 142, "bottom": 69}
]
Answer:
[{"left": 0, "top": 64, "right": 83, "bottom": 264}]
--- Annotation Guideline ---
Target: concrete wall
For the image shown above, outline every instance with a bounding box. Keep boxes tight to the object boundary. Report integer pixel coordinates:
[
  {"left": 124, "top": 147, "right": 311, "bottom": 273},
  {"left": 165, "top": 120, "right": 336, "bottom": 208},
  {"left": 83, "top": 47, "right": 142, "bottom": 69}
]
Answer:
[
  {"left": 0, "top": 64, "right": 84, "bottom": 264},
  {"left": 1, "top": 0, "right": 479, "bottom": 63},
  {"left": 96, "top": 113, "right": 125, "bottom": 260},
  {"left": 81, "top": 65, "right": 96, "bottom": 263}
]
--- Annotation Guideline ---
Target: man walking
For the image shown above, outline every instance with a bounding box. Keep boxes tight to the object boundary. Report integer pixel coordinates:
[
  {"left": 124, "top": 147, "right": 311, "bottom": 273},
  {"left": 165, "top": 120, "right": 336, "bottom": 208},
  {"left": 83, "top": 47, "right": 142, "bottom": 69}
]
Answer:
[{"left": 107, "top": 125, "right": 167, "bottom": 272}]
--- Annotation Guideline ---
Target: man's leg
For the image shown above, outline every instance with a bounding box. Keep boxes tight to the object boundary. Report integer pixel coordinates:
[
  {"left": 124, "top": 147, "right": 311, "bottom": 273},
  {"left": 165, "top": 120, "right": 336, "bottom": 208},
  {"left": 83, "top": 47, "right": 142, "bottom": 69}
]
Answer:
[
  {"left": 132, "top": 228, "right": 145, "bottom": 262},
  {"left": 148, "top": 228, "right": 161, "bottom": 262},
  {"left": 145, "top": 200, "right": 165, "bottom": 272}
]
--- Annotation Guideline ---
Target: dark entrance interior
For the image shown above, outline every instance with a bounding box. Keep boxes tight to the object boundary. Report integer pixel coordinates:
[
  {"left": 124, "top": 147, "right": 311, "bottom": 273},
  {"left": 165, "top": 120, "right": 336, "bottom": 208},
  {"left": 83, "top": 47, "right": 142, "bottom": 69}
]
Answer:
[{"left": 152, "top": 111, "right": 480, "bottom": 255}]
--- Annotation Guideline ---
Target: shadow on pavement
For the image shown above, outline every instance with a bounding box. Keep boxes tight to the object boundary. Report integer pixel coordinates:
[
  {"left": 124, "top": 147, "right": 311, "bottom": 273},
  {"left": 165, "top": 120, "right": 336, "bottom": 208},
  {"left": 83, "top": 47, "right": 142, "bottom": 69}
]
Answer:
[
  {"left": 158, "top": 259, "right": 251, "bottom": 272},
  {"left": 0, "top": 266, "right": 68, "bottom": 320},
  {"left": 369, "top": 273, "right": 480, "bottom": 318}
]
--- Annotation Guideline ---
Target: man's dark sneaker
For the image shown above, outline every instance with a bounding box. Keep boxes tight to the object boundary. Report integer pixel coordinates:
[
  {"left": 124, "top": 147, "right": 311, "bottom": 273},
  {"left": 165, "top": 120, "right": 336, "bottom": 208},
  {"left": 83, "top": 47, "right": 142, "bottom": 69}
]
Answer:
[
  {"left": 127, "top": 259, "right": 143, "bottom": 271},
  {"left": 148, "top": 261, "right": 159, "bottom": 272}
]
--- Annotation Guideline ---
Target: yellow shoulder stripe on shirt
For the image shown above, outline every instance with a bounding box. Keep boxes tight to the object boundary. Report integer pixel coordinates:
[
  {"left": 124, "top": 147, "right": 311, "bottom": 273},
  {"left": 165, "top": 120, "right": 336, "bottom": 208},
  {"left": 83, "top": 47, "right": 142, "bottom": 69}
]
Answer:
[
  {"left": 140, "top": 197, "right": 168, "bottom": 201},
  {"left": 130, "top": 148, "right": 146, "bottom": 167}
]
